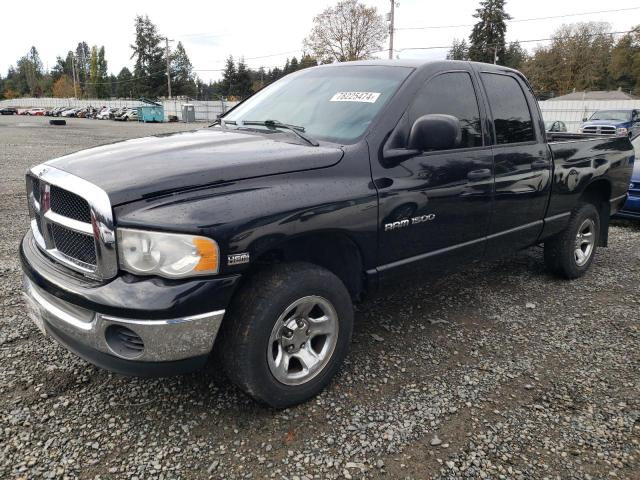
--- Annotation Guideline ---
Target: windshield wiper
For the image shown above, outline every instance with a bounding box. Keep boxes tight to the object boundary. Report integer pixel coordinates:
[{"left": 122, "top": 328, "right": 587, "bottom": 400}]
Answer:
[
  {"left": 208, "top": 118, "right": 237, "bottom": 128},
  {"left": 240, "top": 119, "right": 319, "bottom": 146}
]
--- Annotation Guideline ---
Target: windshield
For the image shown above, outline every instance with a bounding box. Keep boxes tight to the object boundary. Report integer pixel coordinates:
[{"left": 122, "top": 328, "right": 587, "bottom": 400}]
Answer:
[
  {"left": 589, "top": 110, "right": 631, "bottom": 122},
  {"left": 223, "top": 65, "right": 412, "bottom": 143}
]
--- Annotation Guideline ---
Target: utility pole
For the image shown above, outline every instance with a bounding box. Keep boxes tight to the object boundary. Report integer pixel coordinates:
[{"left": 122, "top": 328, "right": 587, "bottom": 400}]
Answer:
[
  {"left": 493, "top": 46, "right": 498, "bottom": 65},
  {"left": 165, "top": 37, "right": 174, "bottom": 99},
  {"left": 71, "top": 55, "right": 78, "bottom": 98},
  {"left": 388, "top": 0, "right": 396, "bottom": 59}
]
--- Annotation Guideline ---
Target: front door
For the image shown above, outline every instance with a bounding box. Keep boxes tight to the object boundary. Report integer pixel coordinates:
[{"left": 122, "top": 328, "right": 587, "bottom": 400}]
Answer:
[{"left": 372, "top": 70, "right": 494, "bottom": 277}]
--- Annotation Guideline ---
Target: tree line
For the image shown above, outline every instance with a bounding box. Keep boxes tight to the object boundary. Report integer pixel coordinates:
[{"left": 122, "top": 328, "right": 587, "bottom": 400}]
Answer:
[
  {"left": 0, "top": 16, "right": 201, "bottom": 100},
  {"left": 447, "top": 0, "right": 640, "bottom": 98},
  {"left": 2, "top": 1, "right": 640, "bottom": 101}
]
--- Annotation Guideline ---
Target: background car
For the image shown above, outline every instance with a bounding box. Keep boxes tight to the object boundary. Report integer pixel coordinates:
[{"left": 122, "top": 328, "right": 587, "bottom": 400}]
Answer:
[
  {"left": 96, "top": 107, "right": 111, "bottom": 120},
  {"left": 114, "top": 107, "right": 138, "bottom": 121},
  {"left": 579, "top": 109, "right": 640, "bottom": 138},
  {"left": 27, "top": 108, "right": 46, "bottom": 116},
  {"left": 61, "top": 108, "right": 79, "bottom": 117},
  {"left": 545, "top": 120, "right": 567, "bottom": 132},
  {"left": 123, "top": 109, "right": 138, "bottom": 121},
  {"left": 0, "top": 107, "right": 18, "bottom": 115},
  {"left": 616, "top": 161, "right": 640, "bottom": 220}
]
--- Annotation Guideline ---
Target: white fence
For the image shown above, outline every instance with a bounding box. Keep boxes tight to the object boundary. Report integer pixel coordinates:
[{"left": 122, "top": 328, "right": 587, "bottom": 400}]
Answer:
[
  {"left": 0, "top": 97, "right": 239, "bottom": 122},
  {"left": 7, "top": 96, "right": 637, "bottom": 130},
  {"left": 539, "top": 99, "right": 640, "bottom": 132}
]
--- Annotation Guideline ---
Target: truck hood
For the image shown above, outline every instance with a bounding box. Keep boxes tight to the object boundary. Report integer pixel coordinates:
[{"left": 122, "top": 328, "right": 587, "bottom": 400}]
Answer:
[{"left": 46, "top": 128, "right": 344, "bottom": 205}]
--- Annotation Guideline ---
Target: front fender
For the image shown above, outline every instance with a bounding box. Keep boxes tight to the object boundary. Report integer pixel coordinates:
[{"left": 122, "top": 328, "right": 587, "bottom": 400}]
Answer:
[{"left": 114, "top": 165, "right": 378, "bottom": 277}]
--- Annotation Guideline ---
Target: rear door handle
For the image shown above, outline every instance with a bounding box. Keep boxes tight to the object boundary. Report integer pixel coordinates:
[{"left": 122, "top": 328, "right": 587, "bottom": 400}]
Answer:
[
  {"left": 467, "top": 168, "right": 492, "bottom": 181},
  {"left": 531, "top": 159, "right": 551, "bottom": 170}
]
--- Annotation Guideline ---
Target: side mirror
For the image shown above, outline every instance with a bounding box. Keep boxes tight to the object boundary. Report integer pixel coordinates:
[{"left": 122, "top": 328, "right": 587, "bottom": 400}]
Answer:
[
  {"left": 408, "top": 114, "right": 462, "bottom": 152},
  {"left": 582, "top": 117, "right": 588, "bottom": 122}
]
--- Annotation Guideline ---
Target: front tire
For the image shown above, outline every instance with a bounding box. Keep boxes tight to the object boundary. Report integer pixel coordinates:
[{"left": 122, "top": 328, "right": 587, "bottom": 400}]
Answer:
[
  {"left": 220, "top": 262, "right": 353, "bottom": 408},
  {"left": 544, "top": 202, "right": 600, "bottom": 279}
]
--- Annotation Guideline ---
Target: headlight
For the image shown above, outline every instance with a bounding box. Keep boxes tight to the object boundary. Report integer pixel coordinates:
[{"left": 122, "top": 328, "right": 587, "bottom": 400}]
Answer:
[
  {"left": 577, "top": 127, "right": 583, "bottom": 133},
  {"left": 617, "top": 127, "right": 628, "bottom": 137},
  {"left": 117, "top": 228, "right": 219, "bottom": 278}
]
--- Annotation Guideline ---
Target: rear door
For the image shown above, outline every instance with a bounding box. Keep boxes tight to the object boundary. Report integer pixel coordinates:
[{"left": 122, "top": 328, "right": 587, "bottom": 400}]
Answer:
[
  {"left": 478, "top": 71, "right": 552, "bottom": 254},
  {"left": 373, "top": 69, "right": 494, "bottom": 276}
]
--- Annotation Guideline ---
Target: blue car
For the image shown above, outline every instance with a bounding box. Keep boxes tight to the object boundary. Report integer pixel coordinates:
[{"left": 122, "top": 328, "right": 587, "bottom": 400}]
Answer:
[
  {"left": 617, "top": 160, "right": 640, "bottom": 219},
  {"left": 579, "top": 109, "right": 640, "bottom": 139}
]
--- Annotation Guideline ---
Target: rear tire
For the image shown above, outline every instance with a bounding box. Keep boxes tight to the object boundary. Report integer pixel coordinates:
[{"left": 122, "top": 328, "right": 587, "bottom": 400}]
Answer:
[
  {"left": 219, "top": 262, "right": 353, "bottom": 408},
  {"left": 544, "top": 202, "right": 600, "bottom": 279}
]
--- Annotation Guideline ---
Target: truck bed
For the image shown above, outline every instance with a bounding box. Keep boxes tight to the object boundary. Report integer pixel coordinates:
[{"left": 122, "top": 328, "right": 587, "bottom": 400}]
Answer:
[{"left": 544, "top": 134, "right": 634, "bottom": 221}]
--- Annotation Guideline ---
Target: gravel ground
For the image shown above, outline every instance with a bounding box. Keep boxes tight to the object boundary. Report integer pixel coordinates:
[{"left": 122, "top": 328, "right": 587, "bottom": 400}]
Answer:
[{"left": 0, "top": 115, "right": 639, "bottom": 479}]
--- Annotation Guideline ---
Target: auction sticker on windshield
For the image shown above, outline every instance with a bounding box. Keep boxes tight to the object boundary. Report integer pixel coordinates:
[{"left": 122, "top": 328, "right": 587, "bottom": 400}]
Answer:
[{"left": 330, "top": 92, "right": 381, "bottom": 103}]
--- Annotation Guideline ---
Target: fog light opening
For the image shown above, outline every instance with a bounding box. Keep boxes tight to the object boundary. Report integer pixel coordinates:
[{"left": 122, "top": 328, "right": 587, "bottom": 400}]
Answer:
[{"left": 105, "top": 325, "right": 145, "bottom": 359}]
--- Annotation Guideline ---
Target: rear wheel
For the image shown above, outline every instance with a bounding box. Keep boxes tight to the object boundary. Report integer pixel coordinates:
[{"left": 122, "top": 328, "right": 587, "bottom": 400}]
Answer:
[
  {"left": 220, "top": 262, "right": 353, "bottom": 408},
  {"left": 544, "top": 202, "right": 600, "bottom": 279}
]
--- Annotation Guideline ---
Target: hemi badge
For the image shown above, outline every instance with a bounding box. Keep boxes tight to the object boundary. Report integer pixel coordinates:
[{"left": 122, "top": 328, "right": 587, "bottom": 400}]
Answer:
[{"left": 227, "top": 252, "right": 250, "bottom": 266}]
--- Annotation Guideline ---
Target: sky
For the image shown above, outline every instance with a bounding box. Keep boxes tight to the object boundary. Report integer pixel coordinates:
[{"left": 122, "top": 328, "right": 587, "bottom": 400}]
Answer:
[{"left": 1, "top": 0, "right": 638, "bottom": 83}]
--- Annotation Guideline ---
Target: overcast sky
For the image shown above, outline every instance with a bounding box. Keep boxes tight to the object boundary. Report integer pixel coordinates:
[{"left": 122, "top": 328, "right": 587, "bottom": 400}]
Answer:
[{"left": 1, "top": 0, "right": 638, "bottom": 83}]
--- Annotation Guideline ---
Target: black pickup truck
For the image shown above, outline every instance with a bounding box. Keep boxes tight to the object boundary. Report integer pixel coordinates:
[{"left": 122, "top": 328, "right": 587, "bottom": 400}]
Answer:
[{"left": 21, "top": 60, "right": 634, "bottom": 407}]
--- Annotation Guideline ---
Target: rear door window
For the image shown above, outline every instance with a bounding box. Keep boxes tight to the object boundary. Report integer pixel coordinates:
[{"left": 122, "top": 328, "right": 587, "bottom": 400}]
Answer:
[{"left": 481, "top": 73, "right": 535, "bottom": 144}]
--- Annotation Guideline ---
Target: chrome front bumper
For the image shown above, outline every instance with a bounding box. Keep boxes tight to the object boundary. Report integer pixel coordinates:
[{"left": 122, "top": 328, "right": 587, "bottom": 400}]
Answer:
[{"left": 23, "top": 275, "right": 225, "bottom": 365}]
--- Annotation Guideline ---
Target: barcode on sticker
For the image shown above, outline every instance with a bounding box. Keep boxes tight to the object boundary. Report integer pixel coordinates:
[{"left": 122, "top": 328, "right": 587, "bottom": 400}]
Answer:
[{"left": 330, "top": 92, "right": 381, "bottom": 103}]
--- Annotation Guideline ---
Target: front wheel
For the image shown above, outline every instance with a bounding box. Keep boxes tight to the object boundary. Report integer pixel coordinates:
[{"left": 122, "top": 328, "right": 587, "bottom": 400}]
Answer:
[
  {"left": 544, "top": 202, "right": 600, "bottom": 279},
  {"left": 219, "top": 262, "right": 353, "bottom": 408}
]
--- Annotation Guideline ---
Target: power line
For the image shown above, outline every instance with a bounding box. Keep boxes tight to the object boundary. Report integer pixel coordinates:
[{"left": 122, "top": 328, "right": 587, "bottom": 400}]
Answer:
[
  {"left": 191, "top": 50, "right": 305, "bottom": 71},
  {"left": 395, "top": 7, "right": 640, "bottom": 31},
  {"left": 395, "top": 29, "right": 636, "bottom": 52}
]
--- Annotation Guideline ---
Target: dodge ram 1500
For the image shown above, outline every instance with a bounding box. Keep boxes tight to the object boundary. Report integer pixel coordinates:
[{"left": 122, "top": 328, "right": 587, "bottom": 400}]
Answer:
[{"left": 21, "top": 60, "right": 634, "bottom": 407}]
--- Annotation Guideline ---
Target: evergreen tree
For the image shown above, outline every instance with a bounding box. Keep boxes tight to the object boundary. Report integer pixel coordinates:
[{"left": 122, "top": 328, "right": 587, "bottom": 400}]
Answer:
[
  {"left": 75, "top": 42, "right": 90, "bottom": 93},
  {"left": 299, "top": 54, "right": 318, "bottom": 69},
  {"left": 108, "top": 74, "right": 118, "bottom": 97},
  {"left": 51, "top": 52, "right": 74, "bottom": 81},
  {"left": 502, "top": 41, "right": 527, "bottom": 70},
  {"left": 235, "top": 58, "right": 252, "bottom": 98},
  {"left": 3, "top": 66, "right": 24, "bottom": 98},
  {"left": 468, "top": 0, "right": 511, "bottom": 64},
  {"left": 15, "top": 46, "right": 43, "bottom": 96},
  {"left": 130, "top": 15, "right": 166, "bottom": 97},
  {"left": 270, "top": 67, "right": 282, "bottom": 82},
  {"left": 96, "top": 46, "right": 108, "bottom": 97},
  {"left": 171, "top": 41, "right": 197, "bottom": 97},
  {"left": 221, "top": 56, "right": 236, "bottom": 97},
  {"left": 447, "top": 39, "right": 470, "bottom": 60},
  {"left": 116, "top": 67, "right": 134, "bottom": 98}
]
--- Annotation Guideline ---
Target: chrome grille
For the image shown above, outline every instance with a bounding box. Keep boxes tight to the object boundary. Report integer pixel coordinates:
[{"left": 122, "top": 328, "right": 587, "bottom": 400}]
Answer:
[
  {"left": 51, "top": 223, "right": 97, "bottom": 265},
  {"left": 582, "top": 125, "right": 616, "bottom": 135},
  {"left": 26, "top": 165, "right": 117, "bottom": 280},
  {"left": 50, "top": 185, "right": 91, "bottom": 223}
]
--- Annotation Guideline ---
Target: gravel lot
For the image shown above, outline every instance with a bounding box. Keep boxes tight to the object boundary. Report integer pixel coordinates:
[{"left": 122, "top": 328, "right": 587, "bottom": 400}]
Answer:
[{"left": 0, "top": 115, "right": 639, "bottom": 479}]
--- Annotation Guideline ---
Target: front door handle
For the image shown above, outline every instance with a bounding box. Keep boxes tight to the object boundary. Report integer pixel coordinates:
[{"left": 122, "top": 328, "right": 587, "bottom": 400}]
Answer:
[
  {"left": 531, "top": 159, "right": 551, "bottom": 170},
  {"left": 467, "top": 168, "right": 492, "bottom": 181}
]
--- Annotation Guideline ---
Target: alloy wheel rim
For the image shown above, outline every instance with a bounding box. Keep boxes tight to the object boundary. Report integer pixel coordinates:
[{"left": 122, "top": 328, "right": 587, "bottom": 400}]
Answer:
[
  {"left": 267, "top": 295, "right": 339, "bottom": 386},
  {"left": 574, "top": 218, "right": 595, "bottom": 267}
]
